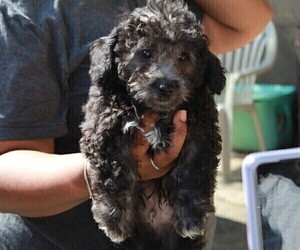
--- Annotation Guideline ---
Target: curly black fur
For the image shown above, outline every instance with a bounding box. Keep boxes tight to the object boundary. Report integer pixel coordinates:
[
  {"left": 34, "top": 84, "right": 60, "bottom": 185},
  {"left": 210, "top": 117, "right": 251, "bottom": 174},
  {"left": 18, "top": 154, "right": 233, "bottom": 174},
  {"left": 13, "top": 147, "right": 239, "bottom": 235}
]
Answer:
[{"left": 80, "top": 0, "right": 225, "bottom": 249}]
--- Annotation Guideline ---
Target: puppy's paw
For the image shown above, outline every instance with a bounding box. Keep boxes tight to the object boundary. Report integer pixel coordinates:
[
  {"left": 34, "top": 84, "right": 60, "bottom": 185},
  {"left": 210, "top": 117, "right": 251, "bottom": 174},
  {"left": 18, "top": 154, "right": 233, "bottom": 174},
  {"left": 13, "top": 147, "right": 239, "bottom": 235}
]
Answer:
[
  {"left": 174, "top": 211, "right": 207, "bottom": 239},
  {"left": 99, "top": 224, "right": 130, "bottom": 243},
  {"left": 145, "top": 127, "right": 172, "bottom": 150},
  {"left": 92, "top": 200, "right": 135, "bottom": 243}
]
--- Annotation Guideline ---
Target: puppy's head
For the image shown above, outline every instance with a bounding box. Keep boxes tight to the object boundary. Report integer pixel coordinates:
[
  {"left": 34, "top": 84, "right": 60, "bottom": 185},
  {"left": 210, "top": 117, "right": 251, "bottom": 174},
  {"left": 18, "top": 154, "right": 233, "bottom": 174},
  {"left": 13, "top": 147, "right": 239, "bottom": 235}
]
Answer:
[{"left": 89, "top": 0, "right": 225, "bottom": 113}]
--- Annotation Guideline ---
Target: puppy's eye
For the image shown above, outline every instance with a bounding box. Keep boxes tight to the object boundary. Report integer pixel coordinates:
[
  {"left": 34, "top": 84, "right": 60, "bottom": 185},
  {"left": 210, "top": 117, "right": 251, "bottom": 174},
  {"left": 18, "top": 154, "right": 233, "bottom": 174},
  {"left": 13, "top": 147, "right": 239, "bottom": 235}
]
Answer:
[
  {"left": 140, "top": 49, "right": 152, "bottom": 59},
  {"left": 178, "top": 52, "right": 190, "bottom": 62}
]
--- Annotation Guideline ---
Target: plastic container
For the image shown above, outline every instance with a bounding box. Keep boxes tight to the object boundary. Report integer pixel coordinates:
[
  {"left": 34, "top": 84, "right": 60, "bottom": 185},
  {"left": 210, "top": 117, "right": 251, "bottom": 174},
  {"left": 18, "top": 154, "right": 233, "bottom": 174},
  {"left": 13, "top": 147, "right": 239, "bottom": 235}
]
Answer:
[{"left": 232, "top": 83, "right": 296, "bottom": 152}]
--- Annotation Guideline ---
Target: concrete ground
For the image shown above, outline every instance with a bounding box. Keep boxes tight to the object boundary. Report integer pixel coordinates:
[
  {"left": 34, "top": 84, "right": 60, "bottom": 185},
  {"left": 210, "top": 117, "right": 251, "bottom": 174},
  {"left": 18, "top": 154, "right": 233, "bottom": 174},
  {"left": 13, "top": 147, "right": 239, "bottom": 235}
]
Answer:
[{"left": 212, "top": 152, "right": 249, "bottom": 250}]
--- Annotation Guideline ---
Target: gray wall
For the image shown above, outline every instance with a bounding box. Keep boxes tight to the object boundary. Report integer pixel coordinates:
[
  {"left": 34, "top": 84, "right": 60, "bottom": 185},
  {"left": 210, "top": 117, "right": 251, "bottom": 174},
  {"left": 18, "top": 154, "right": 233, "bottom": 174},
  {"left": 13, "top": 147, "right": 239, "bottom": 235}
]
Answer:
[{"left": 258, "top": 0, "right": 300, "bottom": 85}]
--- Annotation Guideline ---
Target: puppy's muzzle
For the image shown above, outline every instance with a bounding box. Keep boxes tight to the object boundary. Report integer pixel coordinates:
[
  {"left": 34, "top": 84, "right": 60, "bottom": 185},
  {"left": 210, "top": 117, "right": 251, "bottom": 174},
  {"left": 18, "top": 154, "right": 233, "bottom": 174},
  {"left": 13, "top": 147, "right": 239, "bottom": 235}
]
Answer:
[{"left": 155, "top": 79, "right": 178, "bottom": 97}]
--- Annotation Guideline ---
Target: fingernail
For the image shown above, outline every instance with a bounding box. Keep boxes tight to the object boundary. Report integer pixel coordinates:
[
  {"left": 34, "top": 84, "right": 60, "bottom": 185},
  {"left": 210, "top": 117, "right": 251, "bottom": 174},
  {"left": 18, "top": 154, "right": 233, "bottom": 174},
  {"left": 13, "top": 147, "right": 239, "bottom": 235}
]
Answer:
[{"left": 180, "top": 110, "right": 187, "bottom": 122}]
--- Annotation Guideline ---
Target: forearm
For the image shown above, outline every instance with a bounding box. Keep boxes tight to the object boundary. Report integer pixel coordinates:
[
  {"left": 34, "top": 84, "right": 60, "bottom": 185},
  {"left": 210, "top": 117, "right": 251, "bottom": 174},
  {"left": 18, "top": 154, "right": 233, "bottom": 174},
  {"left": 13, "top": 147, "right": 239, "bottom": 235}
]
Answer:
[
  {"left": 195, "top": 0, "right": 273, "bottom": 53},
  {"left": 0, "top": 151, "right": 89, "bottom": 217}
]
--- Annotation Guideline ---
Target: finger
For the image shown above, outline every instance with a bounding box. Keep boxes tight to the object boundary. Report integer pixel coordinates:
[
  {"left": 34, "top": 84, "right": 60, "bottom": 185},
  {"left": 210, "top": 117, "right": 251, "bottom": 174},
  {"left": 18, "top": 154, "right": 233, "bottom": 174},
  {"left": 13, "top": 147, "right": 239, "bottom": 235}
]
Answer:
[
  {"left": 153, "top": 110, "right": 187, "bottom": 167},
  {"left": 130, "top": 129, "right": 150, "bottom": 161},
  {"left": 136, "top": 154, "right": 172, "bottom": 180},
  {"left": 139, "top": 111, "right": 159, "bottom": 133},
  {"left": 130, "top": 112, "right": 159, "bottom": 161}
]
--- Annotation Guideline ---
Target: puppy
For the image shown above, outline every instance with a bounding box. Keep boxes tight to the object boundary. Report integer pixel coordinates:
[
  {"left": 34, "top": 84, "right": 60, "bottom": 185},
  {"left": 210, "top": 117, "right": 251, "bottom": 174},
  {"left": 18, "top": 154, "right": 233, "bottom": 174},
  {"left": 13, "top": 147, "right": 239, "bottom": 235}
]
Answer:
[{"left": 80, "top": 0, "right": 225, "bottom": 249}]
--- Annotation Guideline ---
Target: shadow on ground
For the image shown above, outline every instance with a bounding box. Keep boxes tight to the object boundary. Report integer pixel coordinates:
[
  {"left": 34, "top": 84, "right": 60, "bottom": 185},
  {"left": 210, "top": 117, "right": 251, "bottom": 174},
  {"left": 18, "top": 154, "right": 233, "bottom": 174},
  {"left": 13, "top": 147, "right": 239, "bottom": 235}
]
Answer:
[{"left": 213, "top": 217, "right": 248, "bottom": 250}]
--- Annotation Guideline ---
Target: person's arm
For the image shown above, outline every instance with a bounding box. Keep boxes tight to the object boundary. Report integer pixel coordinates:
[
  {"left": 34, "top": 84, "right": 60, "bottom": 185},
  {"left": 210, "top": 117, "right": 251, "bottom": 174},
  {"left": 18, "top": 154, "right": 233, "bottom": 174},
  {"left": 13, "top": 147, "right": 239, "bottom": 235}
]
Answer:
[
  {"left": 195, "top": 0, "right": 273, "bottom": 54},
  {"left": 0, "top": 148, "right": 88, "bottom": 217},
  {"left": 0, "top": 111, "right": 187, "bottom": 217}
]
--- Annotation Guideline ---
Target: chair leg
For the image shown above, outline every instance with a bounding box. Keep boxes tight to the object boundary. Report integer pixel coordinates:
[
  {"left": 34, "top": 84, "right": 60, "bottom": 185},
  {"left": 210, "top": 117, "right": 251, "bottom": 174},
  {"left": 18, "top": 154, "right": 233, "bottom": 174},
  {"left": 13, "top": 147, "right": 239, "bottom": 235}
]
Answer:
[
  {"left": 219, "top": 108, "right": 231, "bottom": 182},
  {"left": 250, "top": 107, "right": 266, "bottom": 151}
]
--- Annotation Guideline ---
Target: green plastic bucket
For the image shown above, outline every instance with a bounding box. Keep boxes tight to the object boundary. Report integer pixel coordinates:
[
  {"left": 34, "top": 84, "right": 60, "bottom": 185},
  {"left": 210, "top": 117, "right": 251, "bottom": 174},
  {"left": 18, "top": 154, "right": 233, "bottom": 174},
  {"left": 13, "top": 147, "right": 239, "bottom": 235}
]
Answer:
[{"left": 232, "top": 84, "right": 296, "bottom": 152}]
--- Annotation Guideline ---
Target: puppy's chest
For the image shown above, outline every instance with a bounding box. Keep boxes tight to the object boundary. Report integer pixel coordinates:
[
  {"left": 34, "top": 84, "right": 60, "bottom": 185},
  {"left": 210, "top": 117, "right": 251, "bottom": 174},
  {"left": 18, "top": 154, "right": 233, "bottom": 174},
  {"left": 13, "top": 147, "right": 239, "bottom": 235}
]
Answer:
[{"left": 139, "top": 181, "right": 174, "bottom": 233}]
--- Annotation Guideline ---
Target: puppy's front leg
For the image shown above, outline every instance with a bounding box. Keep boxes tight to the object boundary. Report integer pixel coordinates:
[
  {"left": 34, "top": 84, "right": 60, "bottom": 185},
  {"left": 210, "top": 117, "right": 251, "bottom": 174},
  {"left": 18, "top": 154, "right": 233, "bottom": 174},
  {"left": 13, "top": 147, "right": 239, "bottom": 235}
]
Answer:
[
  {"left": 89, "top": 145, "right": 137, "bottom": 243},
  {"left": 173, "top": 188, "right": 214, "bottom": 240}
]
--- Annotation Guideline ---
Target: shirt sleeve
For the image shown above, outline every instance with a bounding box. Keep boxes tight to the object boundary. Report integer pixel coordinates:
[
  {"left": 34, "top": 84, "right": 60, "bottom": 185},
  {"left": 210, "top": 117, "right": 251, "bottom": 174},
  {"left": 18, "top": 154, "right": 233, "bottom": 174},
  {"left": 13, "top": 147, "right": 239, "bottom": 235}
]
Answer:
[{"left": 0, "top": 2, "right": 68, "bottom": 140}]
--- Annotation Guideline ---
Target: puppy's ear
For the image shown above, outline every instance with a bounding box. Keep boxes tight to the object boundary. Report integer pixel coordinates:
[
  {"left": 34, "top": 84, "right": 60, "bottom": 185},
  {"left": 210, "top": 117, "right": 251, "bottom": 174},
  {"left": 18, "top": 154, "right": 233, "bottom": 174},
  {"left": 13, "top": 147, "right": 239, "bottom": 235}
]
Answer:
[
  {"left": 89, "top": 28, "right": 118, "bottom": 86},
  {"left": 204, "top": 52, "right": 226, "bottom": 95}
]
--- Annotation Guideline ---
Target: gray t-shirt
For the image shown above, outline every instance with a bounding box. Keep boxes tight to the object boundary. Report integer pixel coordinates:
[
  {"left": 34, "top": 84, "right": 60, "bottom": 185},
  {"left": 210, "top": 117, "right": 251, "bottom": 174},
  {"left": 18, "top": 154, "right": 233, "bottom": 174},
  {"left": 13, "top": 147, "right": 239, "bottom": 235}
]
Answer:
[
  {"left": 0, "top": 0, "right": 143, "bottom": 145},
  {"left": 0, "top": 0, "right": 202, "bottom": 248}
]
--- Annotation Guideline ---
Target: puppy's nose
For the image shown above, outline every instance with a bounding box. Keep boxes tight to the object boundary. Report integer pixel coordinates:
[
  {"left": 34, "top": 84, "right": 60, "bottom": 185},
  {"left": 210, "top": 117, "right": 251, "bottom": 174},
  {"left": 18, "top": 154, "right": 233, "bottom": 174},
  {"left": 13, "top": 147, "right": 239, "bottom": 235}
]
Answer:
[{"left": 156, "top": 80, "right": 174, "bottom": 96}]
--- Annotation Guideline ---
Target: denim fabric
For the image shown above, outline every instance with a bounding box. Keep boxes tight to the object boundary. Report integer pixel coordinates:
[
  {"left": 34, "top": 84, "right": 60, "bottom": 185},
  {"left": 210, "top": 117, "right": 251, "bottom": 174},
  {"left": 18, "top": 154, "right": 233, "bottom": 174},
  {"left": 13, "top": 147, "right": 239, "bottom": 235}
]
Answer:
[
  {"left": 0, "top": 213, "right": 60, "bottom": 250},
  {"left": 0, "top": 213, "right": 216, "bottom": 250}
]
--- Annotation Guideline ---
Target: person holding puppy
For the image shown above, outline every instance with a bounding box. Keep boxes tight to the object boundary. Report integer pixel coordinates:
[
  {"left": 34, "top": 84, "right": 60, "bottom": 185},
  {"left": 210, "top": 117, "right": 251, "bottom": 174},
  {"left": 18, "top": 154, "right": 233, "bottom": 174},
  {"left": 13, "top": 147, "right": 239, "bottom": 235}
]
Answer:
[{"left": 0, "top": 0, "right": 272, "bottom": 249}]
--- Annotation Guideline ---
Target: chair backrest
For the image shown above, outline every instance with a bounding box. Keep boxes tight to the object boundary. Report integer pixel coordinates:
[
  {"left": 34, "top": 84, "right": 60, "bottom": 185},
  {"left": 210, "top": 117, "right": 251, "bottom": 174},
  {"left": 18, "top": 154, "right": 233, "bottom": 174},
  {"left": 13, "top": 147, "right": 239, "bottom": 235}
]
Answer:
[{"left": 216, "top": 21, "right": 278, "bottom": 108}]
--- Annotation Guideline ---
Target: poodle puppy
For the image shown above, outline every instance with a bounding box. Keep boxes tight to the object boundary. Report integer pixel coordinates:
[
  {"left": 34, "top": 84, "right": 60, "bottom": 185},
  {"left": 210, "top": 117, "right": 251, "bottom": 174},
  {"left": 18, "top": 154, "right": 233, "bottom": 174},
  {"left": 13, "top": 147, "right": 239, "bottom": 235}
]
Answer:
[{"left": 80, "top": 0, "right": 225, "bottom": 249}]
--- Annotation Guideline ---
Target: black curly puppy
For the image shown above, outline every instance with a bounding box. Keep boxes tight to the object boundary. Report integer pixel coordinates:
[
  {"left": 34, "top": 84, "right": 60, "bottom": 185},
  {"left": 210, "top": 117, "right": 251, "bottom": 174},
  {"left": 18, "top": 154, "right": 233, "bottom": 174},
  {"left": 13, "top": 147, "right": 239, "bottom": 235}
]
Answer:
[{"left": 80, "top": 0, "right": 225, "bottom": 249}]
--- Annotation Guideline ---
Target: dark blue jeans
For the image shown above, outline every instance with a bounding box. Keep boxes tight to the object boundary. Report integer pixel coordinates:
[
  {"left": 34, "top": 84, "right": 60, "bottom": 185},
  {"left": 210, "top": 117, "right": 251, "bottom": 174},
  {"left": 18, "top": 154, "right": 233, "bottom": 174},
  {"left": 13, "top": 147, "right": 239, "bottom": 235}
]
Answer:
[
  {"left": 0, "top": 213, "right": 60, "bottom": 250},
  {"left": 0, "top": 213, "right": 216, "bottom": 250}
]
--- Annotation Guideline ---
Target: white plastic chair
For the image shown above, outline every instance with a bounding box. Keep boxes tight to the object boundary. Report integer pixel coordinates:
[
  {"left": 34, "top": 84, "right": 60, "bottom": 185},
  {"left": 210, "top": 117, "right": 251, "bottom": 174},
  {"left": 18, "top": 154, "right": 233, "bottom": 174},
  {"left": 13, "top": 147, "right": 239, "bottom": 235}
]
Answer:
[{"left": 216, "top": 21, "right": 278, "bottom": 182}]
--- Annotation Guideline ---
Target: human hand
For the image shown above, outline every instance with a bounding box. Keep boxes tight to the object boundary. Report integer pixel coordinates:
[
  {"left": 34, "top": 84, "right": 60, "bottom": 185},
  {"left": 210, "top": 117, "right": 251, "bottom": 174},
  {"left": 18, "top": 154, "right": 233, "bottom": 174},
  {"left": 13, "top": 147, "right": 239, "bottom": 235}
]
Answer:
[{"left": 130, "top": 110, "right": 187, "bottom": 180}]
